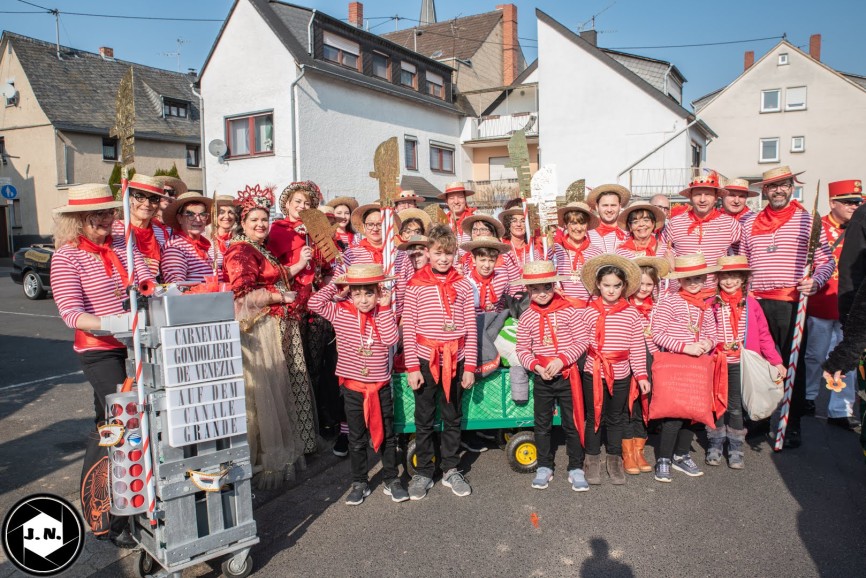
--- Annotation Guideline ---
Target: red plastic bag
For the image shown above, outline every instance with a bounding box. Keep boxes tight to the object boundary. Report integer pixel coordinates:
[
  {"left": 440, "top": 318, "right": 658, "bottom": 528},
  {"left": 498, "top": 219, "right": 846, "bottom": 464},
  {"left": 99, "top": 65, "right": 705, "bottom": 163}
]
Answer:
[{"left": 649, "top": 351, "right": 716, "bottom": 427}]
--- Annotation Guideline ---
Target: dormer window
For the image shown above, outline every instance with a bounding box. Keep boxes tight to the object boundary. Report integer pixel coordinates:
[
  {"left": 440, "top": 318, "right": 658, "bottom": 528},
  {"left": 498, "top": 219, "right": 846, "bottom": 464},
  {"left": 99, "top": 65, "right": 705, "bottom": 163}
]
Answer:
[
  {"left": 163, "top": 98, "right": 188, "bottom": 118},
  {"left": 400, "top": 62, "right": 417, "bottom": 89},
  {"left": 425, "top": 71, "right": 444, "bottom": 99},
  {"left": 323, "top": 31, "right": 360, "bottom": 71}
]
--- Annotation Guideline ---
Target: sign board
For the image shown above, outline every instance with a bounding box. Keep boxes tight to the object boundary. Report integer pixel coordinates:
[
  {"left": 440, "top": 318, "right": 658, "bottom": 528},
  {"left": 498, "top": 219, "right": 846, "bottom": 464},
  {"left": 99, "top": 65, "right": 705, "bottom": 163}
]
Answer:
[
  {"left": 164, "top": 379, "right": 247, "bottom": 447},
  {"left": 530, "top": 165, "right": 559, "bottom": 230},
  {"left": 1, "top": 184, "right": 17, "bottom": 200}
]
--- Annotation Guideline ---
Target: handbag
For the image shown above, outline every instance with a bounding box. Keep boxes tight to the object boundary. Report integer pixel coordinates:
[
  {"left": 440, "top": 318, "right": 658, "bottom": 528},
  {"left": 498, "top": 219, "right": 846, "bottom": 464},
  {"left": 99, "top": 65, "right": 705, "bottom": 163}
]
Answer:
[
  {"left": 739, "top": 302, "right": 784, "bottom": 421},
  {"left": 649, "top": 351, "right": 716, "bottom": 427}
]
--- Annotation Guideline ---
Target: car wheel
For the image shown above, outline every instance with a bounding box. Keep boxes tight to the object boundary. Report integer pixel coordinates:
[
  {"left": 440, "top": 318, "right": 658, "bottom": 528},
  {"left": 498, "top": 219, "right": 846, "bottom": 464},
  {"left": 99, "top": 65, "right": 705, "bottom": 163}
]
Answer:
[{"left": 23, "top": 270, "right": 47, "bottom": 300}]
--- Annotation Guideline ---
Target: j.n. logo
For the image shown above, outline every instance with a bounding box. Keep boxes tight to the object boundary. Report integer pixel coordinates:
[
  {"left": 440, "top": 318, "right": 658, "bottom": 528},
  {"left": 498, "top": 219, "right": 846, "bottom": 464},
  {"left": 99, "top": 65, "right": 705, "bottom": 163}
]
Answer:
[{"left": 2, "top": 494, "right": 85, "bottom": 576}]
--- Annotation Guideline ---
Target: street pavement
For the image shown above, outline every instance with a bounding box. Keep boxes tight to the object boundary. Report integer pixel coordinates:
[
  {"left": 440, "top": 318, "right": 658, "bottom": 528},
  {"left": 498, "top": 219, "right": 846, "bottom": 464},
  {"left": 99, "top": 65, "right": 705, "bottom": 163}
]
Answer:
[{"left": 1, "top": 273, "right": 865, "bottom": 577}]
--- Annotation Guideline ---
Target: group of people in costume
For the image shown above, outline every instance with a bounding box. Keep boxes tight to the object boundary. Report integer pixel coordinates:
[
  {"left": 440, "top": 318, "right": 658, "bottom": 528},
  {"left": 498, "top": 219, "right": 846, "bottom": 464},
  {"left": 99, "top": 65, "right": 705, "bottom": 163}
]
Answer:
[{"left": 51, "top": 163, "right": 863, "bottom": 532}]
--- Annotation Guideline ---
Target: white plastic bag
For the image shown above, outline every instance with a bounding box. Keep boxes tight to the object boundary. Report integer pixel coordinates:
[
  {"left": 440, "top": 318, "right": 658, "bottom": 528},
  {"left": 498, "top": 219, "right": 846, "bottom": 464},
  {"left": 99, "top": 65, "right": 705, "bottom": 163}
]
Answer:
[{"left": 740, "top": 348, "right": 784, "bottom": 421}]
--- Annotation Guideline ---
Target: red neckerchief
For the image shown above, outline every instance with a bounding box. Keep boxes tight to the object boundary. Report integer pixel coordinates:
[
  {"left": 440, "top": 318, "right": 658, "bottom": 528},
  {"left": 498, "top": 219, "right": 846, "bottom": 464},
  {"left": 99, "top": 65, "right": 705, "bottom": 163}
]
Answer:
[
  {"left": 751, "top": 201, "right": 805, "bottom": 236},
  {"left": 77, "top": 235, "right": 130, "bottom": 286},
  {"left": 590, "top": 297, "right": 630, "bottom": 349},
  {"left": 595, "top": 222, "right": 627, "bottom": 240},
  {"left": 359, "top": 238, "right": 384, "bottom": 265},
  {"left": 686, "top": 208, "right": 722, "bottom": 236},
  {"left": 719, "top": 289, "right": 744, "bottom": 342},
  {"left": 679, "top": 288, "right": 715, "bottom": 310},
  {"left": 507, "top": 237, "right": 541, "bottom": 265},
  {"left": 175, "top": 230, "right": 212, "bottom": 260},
  {"left": 529, "top": 294, "right": 573, "bottom": 349},
  {"left": 408, "top": 265, "right": 461, "bottom": 318},
  {"left": 562, "top": 236, "right": 591, "bottom": 269},
  {"left": 451, "top": 207, "right": 476, "bottom": 233},
  {"left": 130, "top": 223, "right": 161, "bottom": 262},
  {"left": 619, "top": 235, "right": 658, "bottom": 255},
  {"left": 470, "top": 269, "right": 498, "bottom": 310},
  {"left": 216, "top": 231, "right": 231, "bottom": 254},
  {"left": 629, "top": 294, "right": 654, "bottom": 319},
  {"left": 337, "top": 301, "right": 381, "bottom": 342}
]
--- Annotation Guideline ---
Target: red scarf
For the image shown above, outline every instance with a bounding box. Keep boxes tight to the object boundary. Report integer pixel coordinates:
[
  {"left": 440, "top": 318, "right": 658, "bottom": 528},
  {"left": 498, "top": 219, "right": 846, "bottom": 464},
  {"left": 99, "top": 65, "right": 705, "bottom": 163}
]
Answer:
[
  {"left": 751, "top": 201, "right": 805, "bottom": 236},
  {"left": 359, "top": 238, "right": 384, "bottom": 265},
  {"left": 719, "top": 289, "right": 745, "bottom": 345},
  {"left": 619, "top": 235, "right": 658, "bottom": 256},
  {"left": 175, "top": 230, "right": 212, "bottom": 261},
  {"left": 451, "top": 207, "right": 476, "bottom": 234},
  {"left": 595, "top": 222, "right": 627, "bottom": 241},
  {"left": 686, "top": 208, "right": 722, "bottom": 236},
  {"left": 562, "top": 236, "right": 591, "bottom": 269},
  {"left": 529, "top": 294, "right": 573, "bottom": 348},
  {"left": 338, "top": 301, "right": 381, "bottom": 342},
  {"left": 77, "top": 235, "right": 130, "bottom": 286},
  {"left": 590, "top": 297, "right": 630, "bottom": 350},
  {"left": 508, "top": 238, "right": 539, "bottom": 265},
  {"left": 470, "top": 269, "right": 498, "bottom": 311},
  {"left": 678, "top": 288, "right": 714, "bottom": 337},
  {"left": 629, "top": 294, "right": 654, "bottom": 319},
  {"left": 216, "top": 231, "right": 232, "bottom": 254},
  {"left": 725, "top": 209, "right": 750, "bottom": 221},
  {"left": 408, "top": 265, "right": 461, "bottom": 318},
  {"left": 130, "top": 223, "right": 161, "bottom": 262}
]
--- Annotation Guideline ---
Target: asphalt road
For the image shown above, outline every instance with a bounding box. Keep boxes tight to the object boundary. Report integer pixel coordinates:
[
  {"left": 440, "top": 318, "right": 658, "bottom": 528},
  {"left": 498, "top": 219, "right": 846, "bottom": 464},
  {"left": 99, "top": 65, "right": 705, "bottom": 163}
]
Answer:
[{"left": 1, "top": 274, "right": 865, "bottom": 577}]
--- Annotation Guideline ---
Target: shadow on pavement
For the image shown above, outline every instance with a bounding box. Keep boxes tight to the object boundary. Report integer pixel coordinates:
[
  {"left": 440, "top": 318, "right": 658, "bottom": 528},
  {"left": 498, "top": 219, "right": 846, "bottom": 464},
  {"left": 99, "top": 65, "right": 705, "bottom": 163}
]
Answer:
[{"left": 580, "top": 537, "right": 635, "bottom": 577}]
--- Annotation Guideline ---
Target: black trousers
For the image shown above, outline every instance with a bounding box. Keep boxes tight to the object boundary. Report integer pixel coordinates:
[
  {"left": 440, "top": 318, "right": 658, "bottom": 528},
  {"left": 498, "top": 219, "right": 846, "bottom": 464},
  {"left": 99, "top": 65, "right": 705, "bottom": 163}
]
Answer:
[
  {"left": 414, "top": 359, "right": 464, "bottom": 477},
  {"left": 533, "top": 374, "right": 584, "bottom": 470},
  {"left": 658, "top": 419, "right": 703, "bottom": 460},
  {"left": 343, "top": 386, "right": 399, "bottom": 484},
  {"left": 582, "top": 373, "right": 631, "bottom": 457},
  {"left": 626, "top": 398, "right": 647, "bottom": 439},
  {"left": 78, "top": 348, "right": 129, "bottom": 535},
  {"left": 759, "top": 299, "right": 805, "bottom": 429},
  {"left": 715, "top": 364, "right": 744, "bottom": 430}
]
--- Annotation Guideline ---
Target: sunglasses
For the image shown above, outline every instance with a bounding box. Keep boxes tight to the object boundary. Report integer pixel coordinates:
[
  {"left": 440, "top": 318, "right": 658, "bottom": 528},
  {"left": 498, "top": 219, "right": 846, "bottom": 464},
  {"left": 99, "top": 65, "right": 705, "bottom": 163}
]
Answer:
[
  {"left": 837, "top": 198, "right": 863, "bottom": 206},
  {"left": 131, "top": 192, "right": 162, "bottom": 205}
]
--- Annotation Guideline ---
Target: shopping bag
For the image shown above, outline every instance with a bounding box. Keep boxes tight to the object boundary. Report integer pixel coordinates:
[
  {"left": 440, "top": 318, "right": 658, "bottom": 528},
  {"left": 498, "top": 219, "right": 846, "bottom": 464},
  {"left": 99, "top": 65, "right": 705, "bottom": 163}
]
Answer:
[{"left": 649, "top": 351, "right": 715, "bottom": 427}]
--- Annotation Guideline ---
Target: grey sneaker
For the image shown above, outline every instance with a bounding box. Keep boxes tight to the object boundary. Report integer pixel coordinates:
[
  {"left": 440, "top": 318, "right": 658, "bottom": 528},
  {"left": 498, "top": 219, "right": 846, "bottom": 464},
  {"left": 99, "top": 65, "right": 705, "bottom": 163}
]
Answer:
[
  {"left": 567, "top": 468, "right": 590, "bottom": 492},
  {"left": 408, "top": 475, "right": 433, "bottom": 501},
  {"left": 345, "top": 482, "right": 371, "bottom": 506},
  {"left": 383, "top": 478, "right": 409, "bottom": 503},
  {"left": 442, "top": 469, "right": 472, "bottom": 497},
  {"left": 654, "top": 458, "right": 672, "bottom": 483},
  {"left": 672, "top": 453, "right": 704, "bottom": 477},
  {"left": 531, "top": 467, "right": 553, "bottom": 490}
]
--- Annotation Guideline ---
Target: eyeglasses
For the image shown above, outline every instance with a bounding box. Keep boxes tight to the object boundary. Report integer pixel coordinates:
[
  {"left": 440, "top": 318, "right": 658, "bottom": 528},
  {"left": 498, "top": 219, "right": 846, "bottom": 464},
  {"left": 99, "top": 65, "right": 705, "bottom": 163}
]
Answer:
[
  {"left": 364, "top": 222, "right": 383, "bottom": 230},
  {"left": 90, "top": 209, "right": 117, "bottom": 220},
  {"left": 766, "top": 182, "right": 793, "bottom": 191},
  {"left": 472, "top": 226, "right": 492, "bottom": 234},
  {"left": 131, "top": 192, "right": 162, "bottom": 205},
  {"left": 628, "top": 217, "right": 655, "bottom": 225},
  {"left": 837, "top": 198, "right": 863, "bottom": 206},
  {"left": 182, "top": 211, "right": 209, "bottom": 220}
]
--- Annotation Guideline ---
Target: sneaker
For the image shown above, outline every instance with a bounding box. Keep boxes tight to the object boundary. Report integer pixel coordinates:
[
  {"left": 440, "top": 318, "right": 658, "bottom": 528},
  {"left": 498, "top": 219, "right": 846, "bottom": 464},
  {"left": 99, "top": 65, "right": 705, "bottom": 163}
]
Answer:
[
  {"left": 654, "top": 458, "right": 672, "bottom": 483},
  {"left": 460, "top": 432, "right": 489, "bottom": 453},
  {"left": 109, "top": 528, "right": 137, "bottom": 549},
  {"left": 345, "top": 482, "right": 371, "bottom": 506},
  {"left": 383, "top": 478, "right": 409, "bottom": 503},
  {"left": 408, "top": 475, "right": 434, "bottom": 501},
  {"left": 531, "top": 467, "right": 554, "bottom": 490},
  {"left": 672, "top": 454, "right": 704, "bottom": 477},
  {"left": 567, "top": 468, "right": 590, "bottom": 492},
  {"left": 442, "top": 469, "right": 472, "bottom": 497},
  {"left": 332, "top": 433, "right": 349, "bottom": 457}
]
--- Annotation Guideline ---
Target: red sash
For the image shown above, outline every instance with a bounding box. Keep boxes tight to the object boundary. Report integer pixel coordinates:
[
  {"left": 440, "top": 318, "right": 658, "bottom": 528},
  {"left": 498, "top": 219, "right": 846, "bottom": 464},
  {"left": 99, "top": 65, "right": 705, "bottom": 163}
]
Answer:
[
  {"left": 417, "top": 335, "right": 465, "bottom": 403},
  {"left": 74, "top": 329, "right": 124, "bottom": 351},
  {"left": 753, "top": 287, "right": 799, "bottom": 303},
  {"left": 339, "top": 378, "right": 388, "bottom": 452}
]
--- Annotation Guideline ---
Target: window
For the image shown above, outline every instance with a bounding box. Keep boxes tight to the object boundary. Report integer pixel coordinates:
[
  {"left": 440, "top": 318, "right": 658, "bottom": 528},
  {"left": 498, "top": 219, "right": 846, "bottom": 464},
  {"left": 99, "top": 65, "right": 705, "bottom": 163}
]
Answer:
[
  {"left": 778, "top": 53, "right": 789, "bottom": 66},
  {"left": 186, "top": 144, "right": 200, "bottom": 167},
  {"left": 226, "top": 113, "right": 274, "bottom": 158},
  {"left": 759, "top": 138, "right": 780, "bottom": 163},
  {"left": 323, "top": 31, "right": 360, "bottom": 71},
  {"left": 425, "top": 70, "right": 444, "bottom": 99},
  {"left": 785, "top": 86, "right": 807, "bottom": 111},
  {"left": 163, "top": 99, "right": 189, "bottom": 118},
  {"left": 404, "top": 136, "right": 418, "bottom": 171},
  {"left": 430, "top": 143, "right": 454, "bottom": 174},
  {"left": 102, "top": 138, "right": 118, "bottom": 161},
  {"left": 372, "top": 52, "right": 390, "bottom": 80},
  {"left": 400, "top": 62, "right": 417, "bottom": 89},
  {"left": 791, "top": 136, "right": 805, "bottom": 153},
  {"left": 761, "top": 89, "right": 781, "bottom": 112},
  {"left": 690, "top": 142, "right": 702, "bottom": 168},
  {"left": 0, "top": 137, "right": 6, "bottom": 165},
  {"left": 792, "top": 186, "right": 804, "bottom": 202}
]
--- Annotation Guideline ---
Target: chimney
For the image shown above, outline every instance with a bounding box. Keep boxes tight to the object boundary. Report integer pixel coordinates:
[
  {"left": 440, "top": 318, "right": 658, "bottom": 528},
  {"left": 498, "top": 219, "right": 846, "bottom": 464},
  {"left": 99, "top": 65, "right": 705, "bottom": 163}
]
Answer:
[
  {"left": 809, "top": 34, "right": 821, "bottom": 61},
  {"left": 348, "top": 2, "right": 363, "bottom": 28},
  {"left": 744, "top": 50, "right": 754, "bottom": 71},
  {"left": 579, "top": 30, "right": 598, "bottom": 47},
  {"left": 99, "top": 46, "right": 114, "bottom": 59},
  {"left": 496, "top": 4, "right": 518, "bottom": 85}
]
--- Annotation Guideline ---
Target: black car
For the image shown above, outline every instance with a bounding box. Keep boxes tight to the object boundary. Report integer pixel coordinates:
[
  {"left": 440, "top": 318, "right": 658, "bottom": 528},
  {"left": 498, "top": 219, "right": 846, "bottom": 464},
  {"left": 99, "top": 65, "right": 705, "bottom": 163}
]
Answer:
[{"left": 11, "top": 244, "right": 53, "bottom": 299}]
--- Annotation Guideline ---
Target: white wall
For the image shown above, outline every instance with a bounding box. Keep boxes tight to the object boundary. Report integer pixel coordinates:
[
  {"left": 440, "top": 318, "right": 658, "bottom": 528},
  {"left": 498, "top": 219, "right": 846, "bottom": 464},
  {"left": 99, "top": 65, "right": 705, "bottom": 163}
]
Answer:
[{"left": 487, "top": 83, "right": 538, "bottom": 116}]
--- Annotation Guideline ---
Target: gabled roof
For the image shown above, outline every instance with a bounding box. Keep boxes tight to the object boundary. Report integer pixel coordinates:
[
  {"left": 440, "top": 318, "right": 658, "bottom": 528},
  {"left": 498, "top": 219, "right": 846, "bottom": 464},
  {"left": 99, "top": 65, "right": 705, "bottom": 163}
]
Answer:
[
  {"left": 602, "top": 49, "right": 686, "bottom": 93},
  {"left": 843, "top": 72, "right": 866, "bottom": 90},
  {"left": 480, "top": 59, "right": 537, "bottom": 116},
  {"left": 0, "top": 31, "right": 200, "bottom": 143},
  {"left": 381, "top": 11, "right": 503, "bottom": 62}
]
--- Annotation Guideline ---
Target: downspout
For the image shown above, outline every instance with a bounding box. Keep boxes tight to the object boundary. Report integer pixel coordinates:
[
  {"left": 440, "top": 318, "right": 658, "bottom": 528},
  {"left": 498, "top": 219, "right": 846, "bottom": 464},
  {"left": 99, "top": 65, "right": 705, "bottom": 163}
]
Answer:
[
  {"left": 307, "top": 9, "right": 317, "bottom": 55},
  {"left": 662, "top": 63, "right": 673, "bottom": 99},
  {"left": 290, "top": 64, "right": 306, "bottom": 182},
  {"left": 191, "top": 83, "right": 206, "bottom": 197}
]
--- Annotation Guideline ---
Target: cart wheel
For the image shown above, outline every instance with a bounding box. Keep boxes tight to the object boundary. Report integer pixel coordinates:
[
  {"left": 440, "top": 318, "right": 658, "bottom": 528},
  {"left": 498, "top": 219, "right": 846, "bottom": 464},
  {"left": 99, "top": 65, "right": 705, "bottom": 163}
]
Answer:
[
  {"left": 221, "top": 555, "right": 253, "bottom": 578},
  {"left": 505, "top": 430, "right": 538, "bottom": 473},
  {"left": 404, "top": 438, "right": 437, "bottom": 477},
  {"left": 138, "top": 551, "right": 156, "bottom": 578},
  {"left": 496, "top": 429, "right": 516, "bottom": 450}
]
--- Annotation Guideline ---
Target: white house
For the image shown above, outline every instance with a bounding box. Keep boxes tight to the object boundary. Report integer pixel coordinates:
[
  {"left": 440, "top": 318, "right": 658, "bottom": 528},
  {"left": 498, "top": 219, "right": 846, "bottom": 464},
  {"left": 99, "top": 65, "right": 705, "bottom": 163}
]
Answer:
[{"left": 198, "top": 0, "right": 466, "bottom": 205}]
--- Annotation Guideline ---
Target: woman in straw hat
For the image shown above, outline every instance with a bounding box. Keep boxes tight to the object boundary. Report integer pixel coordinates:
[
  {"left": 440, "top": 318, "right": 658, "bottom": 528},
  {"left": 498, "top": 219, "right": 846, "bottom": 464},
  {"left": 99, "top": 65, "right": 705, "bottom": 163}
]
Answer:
[
  {"left": 499, "top": 197, "right": 544, "bottom": 269},
  {"left": 513, "top": 260, "right": 590, "bottom": 492},
  {"left": 615, "top": 201, "right": 667, "bottom": 259},
  {"left": 579, "top": 255, "right": 650, "bottom": 486},
  {"left": 343, "top": 203, "right": 402, "bottom": 269},
  {"left": 160, "top": 192, "right": 223, "bottom": 284},
  {"left": 327, "top": 196, "right": 360, "bottom": 251},
  {"left": 50, "top": 184, "right": 154, "bottom": 547},
  {"left": 224, "top": 185, "right": 318, "bottom": 488},
  {"left": 649, "top": 253, "right": 721, "bottom": 482},
  {"left": 549, "top": 202, "right": 602, "bottom": 306},
  {"left": 708, "top": 256, "right": 784, "bottom": 469},
  {"left": 210, "top": 194, "right": 239, "bottom": 256},
  {"left": 111, "top": 173, "right": 172, "bottom": 278}
]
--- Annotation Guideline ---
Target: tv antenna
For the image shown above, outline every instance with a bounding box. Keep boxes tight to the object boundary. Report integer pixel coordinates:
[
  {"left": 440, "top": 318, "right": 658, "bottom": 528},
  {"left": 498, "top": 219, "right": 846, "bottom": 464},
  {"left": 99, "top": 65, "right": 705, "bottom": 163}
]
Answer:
[
  {"left": 578, "top": 2, "right": 616, "bottom": 32},
  {"left": 160, "top": 38, "right": 187, "bottom": 72}
]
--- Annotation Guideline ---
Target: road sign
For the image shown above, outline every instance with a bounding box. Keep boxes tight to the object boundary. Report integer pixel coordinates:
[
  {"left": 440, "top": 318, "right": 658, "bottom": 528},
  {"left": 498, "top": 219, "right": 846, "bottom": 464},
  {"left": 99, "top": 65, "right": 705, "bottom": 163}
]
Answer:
[{"left": 1, "top": 184, "right": 17, "bottom": 200}]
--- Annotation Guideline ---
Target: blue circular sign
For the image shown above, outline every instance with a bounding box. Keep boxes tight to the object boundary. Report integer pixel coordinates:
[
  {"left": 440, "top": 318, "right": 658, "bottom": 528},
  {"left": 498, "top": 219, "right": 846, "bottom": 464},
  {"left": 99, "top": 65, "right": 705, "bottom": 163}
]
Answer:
[{"left": 0, "top": 184, "right": 17, "bottom": 200}]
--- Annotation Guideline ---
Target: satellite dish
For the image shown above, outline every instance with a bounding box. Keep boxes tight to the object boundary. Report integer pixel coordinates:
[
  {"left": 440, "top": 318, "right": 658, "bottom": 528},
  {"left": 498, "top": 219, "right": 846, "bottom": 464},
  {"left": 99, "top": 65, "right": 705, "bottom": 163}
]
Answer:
[
  {"left": 430, "top": 50, "right": 444, "bottom": 59},
  {"left": 2, "top": 84, "right": 17, "bottom": 101},
  {"left": 208, "top": 139, "right": 227, "bottom": 158}
]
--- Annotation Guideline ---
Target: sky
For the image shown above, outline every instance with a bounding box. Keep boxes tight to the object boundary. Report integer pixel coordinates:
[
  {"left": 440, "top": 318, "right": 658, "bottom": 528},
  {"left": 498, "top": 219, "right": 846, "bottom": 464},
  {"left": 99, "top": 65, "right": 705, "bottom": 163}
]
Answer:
[{"left": 2, "top": 0, "right": 864, "bottom": 105}]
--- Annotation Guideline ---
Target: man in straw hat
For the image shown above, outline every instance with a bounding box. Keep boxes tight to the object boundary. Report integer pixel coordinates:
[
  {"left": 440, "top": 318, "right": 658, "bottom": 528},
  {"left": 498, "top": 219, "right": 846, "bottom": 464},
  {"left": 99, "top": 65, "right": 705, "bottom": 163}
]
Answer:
[
  {"left": 113, "top": 173, "right": 173, "bottom": 277},
  {"left": 438, "top": 181, "right": 476, "bottom": 245},
  {"left": 741, "top": 166, "right": 835, "bottom": 448},
  {"left": 661, "top": 171, "right": 742, "bottom": 288},
  {"left": 393, "top": 189, "right": 425, "bottom": 212},
  {"left": 720, "top": 178, "right": 758, "bottom": 226},
  {"left": 587, "top": 184, "right": 631, "bottom": 254}
]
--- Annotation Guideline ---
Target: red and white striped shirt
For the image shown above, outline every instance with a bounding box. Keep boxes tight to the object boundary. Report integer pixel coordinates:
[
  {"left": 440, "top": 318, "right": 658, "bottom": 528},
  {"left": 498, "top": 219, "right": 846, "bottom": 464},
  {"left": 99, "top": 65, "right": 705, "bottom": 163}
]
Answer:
[
  {"left": 651, "top": 292, "right": 718, "bottom": 353},
  {"left": 308, "top": 283, "right": 399, "bottom": 382},
  {"left": 161, "top": 235, "right": 224, "bottom": 284},
  {"left": 548, "top": 242, "right": 602, "bottom": 303},
  {"left": 615, "top": 235, "right": 667, "bottom": 259},
  {"left": 588, "top": 228, "right": 625, "bottom": 255},
  {"left": 465, "top": 268, "right": 511, "bottom": 314},
  {"left": 714, "top": 302, "right": 748, "bottom": 364},
  {"left": 582, "top": 303, "right": 649, "bottom": 379},
  {"left": 112, "top": 219, "right": 170, "bottom": 277},
  {"left": 516, "top": 303, "right": 588, "bottom": 371},
  {"left": 662, "top": 211, "right": 742, "bottom": 287}
]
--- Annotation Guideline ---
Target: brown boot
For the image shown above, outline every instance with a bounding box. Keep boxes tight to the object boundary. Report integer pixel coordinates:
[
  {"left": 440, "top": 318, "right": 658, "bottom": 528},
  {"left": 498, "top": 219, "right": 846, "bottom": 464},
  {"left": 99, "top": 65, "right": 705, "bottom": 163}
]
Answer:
[
  {"left": 584, "top": 454, "right": 602, "bottom": 485},
  {"left": 621, "top": 439, "right": 640, "bottom": 475},
  {"left": 633, "top": 438, "right": 653, "bottom": 473},
  {"left": 607, "top": 454, "right": 626, "bottom": 485}
]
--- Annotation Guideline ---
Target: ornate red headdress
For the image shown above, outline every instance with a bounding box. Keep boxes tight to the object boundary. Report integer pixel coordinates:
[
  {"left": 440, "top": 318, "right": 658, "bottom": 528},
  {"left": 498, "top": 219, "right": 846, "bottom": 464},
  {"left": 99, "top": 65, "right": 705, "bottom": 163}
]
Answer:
[
  {"left": 280, "top": 180, "right": 323, "bottom": 210},
  {"left": 235, "top": 184, "right": 276, "bottom": 219}
]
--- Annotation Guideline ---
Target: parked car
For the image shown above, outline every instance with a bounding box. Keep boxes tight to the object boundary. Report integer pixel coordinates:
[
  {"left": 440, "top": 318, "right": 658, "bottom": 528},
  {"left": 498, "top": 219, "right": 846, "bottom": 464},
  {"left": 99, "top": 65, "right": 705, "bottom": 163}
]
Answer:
[{"left": 11, "top": 244, "right": 53, "bottom": 299}]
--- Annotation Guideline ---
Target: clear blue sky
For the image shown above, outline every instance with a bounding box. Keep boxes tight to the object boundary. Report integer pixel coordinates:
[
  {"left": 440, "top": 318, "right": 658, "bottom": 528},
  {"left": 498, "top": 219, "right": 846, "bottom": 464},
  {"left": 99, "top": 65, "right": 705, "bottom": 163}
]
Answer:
[{"left": 3, "top": 0, "right": 864, "bottom": 105}]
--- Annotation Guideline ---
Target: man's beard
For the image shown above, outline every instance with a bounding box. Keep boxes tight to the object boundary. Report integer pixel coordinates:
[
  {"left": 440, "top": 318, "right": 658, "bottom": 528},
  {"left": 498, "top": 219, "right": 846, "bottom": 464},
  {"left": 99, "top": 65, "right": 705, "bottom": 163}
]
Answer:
[{"left": 768, "top": 194, "right": 790, "bottom": 209}]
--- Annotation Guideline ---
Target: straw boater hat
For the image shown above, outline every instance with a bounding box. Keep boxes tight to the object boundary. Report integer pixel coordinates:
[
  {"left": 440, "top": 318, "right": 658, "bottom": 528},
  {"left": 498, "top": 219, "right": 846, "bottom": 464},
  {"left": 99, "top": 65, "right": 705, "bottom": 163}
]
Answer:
[
  {"left": 498, "top": 206, "right": 524, "bottom": 224},
  {"left": 157, "top": 176, "right": 188, "bottom": 198},
  {"left": 587, "top": 184, "right": 631, "bottom": 209},
  {"left": 436, "top": 181, "right": 475, "bottom": 200},
  {"left": 215, "top": 194, "right": 236, "bottom": 206},
  {"left": 326, "top": 196, "right": 359, "bottom": 213},
  {"left": 397, "top": 234, "right": 431, "bottom": 251},
  {"left": 460, "top": 237, "right": 511, "bottom": 254},
  {"left": 580, "top": 254, "right": 641, "bottom": 297},
  {"left": 827, "top": 180, "right": 864, "bottom": 201},
  {"left": 461, "top": 213, "right": 506, "bottom": 238},
  {"left": 510, "top": 260, "right": 572, "bottom": 286},
  {"left": 350, "top": 202, "right": 402, "bottom": 233},
  {"left": 393, "top": 189, "right": 424, "bottom": 205},
  {"left": 633, "top": 256, "right": 671, "bottom": 279},
  {"left": 679, "top": 170, "right": 725, "bottom": 198},
  {"left": 557, "top": 201, "right": 601, "bottom": 230},
  {"left": 333, "top": 263, "right": 395, "bottom": 286},
  {"left": 665, "top": 253, "right": 721, "bottom": 280},
  {"left": 397, "top": 207, "right": 432, "bottom": 233},
  {"left": 756, "top": 165, "right": 805, "bottom": 187},
  {"left": 721, "top": 178, "right": 758, "bottom": 198},
  {"left": 716, "top": 255, "right": 753, "bottom": 274},
  {"left": 162, "top": 191, "right": 215, "bottom": 230},
  {"left": 128, "top": 174, "right": 169, "bottom": 197},
  {"left": 617, "top": 200, "right": 666, "bottom": 232},
  {"left": 53, "top": 183, "right": 122, "bottom": 213}
]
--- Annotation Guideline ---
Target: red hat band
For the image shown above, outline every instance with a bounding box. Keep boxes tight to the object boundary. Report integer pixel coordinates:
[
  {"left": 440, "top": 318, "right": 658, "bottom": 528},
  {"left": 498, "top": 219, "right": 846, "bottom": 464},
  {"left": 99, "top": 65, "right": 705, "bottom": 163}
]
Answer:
[
  {"left": 676, "top": 263, "right": 709, "bottom": 274},
  {"left": 344, "top": 274, "right": 386, "bottom": 284},
  {"left": 445, "top": 185, "right": 467, "bottom": 194},
  {"left": 523, "top": 271, "right": 557, "bottom": 281},
  {"left": 719, "top": 263, "right": 750, "bottom": 271},
  {"left": 69, "top": 195, "right": 116, "bottom": 205}
]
